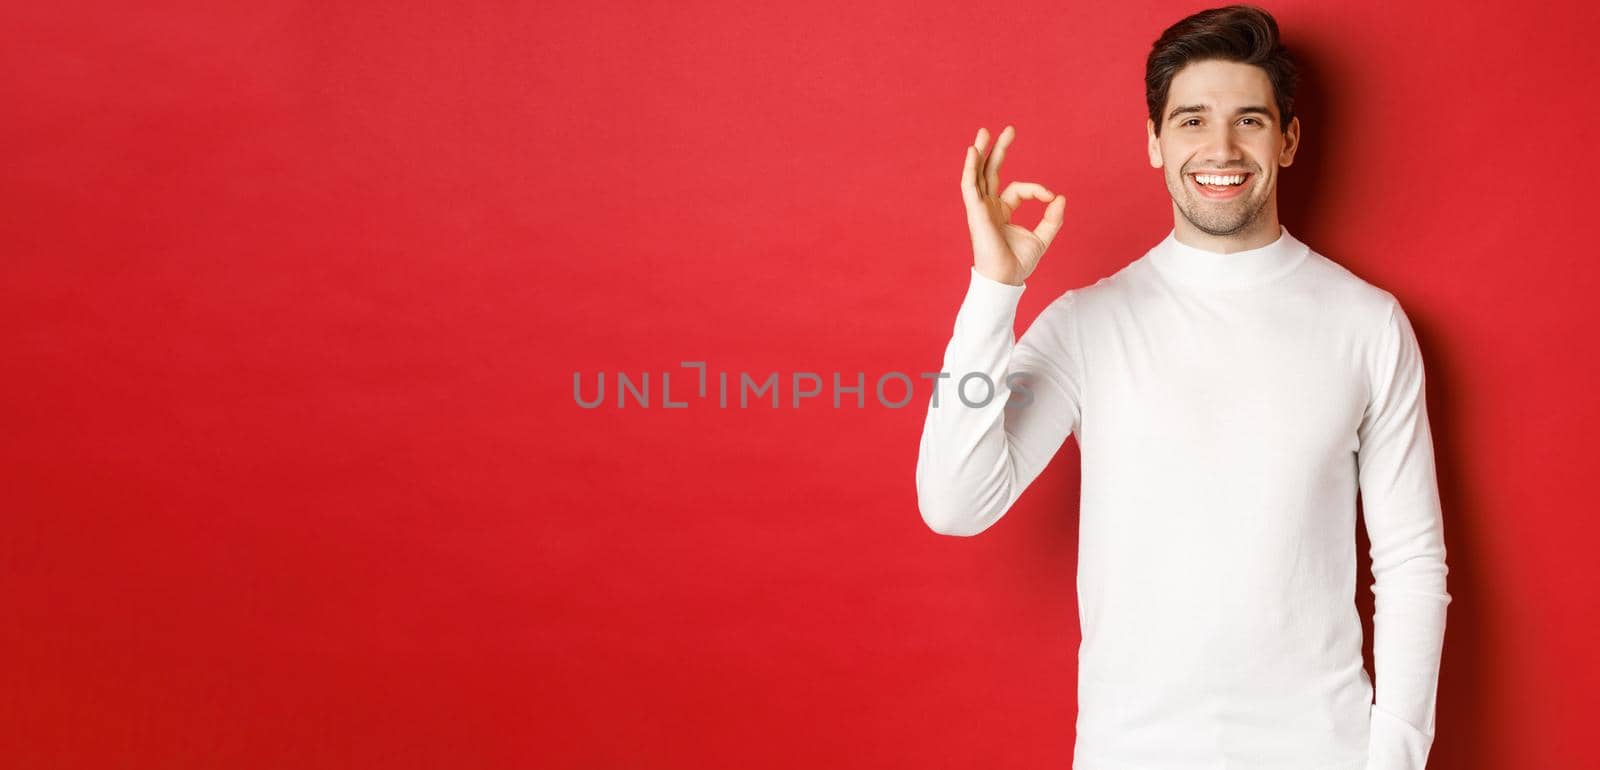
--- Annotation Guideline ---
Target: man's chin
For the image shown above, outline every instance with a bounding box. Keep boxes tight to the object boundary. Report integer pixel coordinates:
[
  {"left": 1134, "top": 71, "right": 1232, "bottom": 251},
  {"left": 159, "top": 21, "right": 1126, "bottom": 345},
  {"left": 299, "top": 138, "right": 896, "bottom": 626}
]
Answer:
[
  {"left": 1178, "top": 197, "right": 1263, "bottom": 234},
  {"left": 1181, "top": 210, "right": 1255, "bottom": 236}
]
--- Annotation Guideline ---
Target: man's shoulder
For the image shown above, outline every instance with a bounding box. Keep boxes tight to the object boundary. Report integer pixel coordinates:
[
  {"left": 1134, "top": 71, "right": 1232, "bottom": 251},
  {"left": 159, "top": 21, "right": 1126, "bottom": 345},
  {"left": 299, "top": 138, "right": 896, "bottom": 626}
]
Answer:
[
  {"left": 1035, "top": 237, "right": 1408, "bottom": 316},
  {"left": 1296, "top": 247, "right": 1404, "bottom": 321},
  {"left": 1043, "top": 244, "right": 1403, "bottom": 330},
  {"left": 1047, "top": 257, "right": 1147, "bottom": 309}
]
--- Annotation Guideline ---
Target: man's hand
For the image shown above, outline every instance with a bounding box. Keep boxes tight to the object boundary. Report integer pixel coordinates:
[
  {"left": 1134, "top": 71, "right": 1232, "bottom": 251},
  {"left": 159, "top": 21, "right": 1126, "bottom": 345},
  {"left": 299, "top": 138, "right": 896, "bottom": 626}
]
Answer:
[{"left": 960, "top": 125, "right": 1068, "bottom": 286}]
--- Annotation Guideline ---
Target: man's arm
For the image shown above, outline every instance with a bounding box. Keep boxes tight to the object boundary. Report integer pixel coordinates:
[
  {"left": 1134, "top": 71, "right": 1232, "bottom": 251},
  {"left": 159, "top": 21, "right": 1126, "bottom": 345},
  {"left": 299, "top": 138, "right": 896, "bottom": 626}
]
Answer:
[
  {"left": 915, "top": 272, "right": 1084, "bottom": 536},
  {"left": 915, "top": 124, "right": 1079, "bottom": 536},
  {"left": 1358, "top": 298, "right": 1452, "bottom": 770}
]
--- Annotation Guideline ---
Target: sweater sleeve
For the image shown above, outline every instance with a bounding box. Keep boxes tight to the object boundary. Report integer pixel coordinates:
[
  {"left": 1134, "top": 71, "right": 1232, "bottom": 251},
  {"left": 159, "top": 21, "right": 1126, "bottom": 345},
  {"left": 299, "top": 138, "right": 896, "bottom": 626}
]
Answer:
[
  {"left": 915, "top": 267, "right": 1085, "bottom": 537},
  {"left": 1357, "top": 298, "right": 1452, "bottom": 770}
]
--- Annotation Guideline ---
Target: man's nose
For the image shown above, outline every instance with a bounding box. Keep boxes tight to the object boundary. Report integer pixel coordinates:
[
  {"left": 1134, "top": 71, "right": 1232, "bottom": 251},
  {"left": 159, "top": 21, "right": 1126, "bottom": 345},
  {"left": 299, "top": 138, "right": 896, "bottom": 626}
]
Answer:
[{"left": 1201, "top": 125, "right": 1246, "bottom": 163}]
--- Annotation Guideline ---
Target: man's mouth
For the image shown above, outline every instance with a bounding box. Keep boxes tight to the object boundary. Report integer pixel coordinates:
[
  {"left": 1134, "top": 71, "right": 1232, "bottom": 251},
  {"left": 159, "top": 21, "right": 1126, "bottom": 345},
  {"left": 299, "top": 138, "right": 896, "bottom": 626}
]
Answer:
[{"left": 1188, "top": 171, "right": 1252, "bottom": 200}]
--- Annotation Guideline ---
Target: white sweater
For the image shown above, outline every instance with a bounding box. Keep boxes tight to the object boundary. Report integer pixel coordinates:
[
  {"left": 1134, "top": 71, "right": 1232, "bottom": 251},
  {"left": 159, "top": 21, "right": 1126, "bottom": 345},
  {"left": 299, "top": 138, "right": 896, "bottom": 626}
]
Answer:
[{"left": 916, "top": 226, "right": 1450, "bottom": 770}]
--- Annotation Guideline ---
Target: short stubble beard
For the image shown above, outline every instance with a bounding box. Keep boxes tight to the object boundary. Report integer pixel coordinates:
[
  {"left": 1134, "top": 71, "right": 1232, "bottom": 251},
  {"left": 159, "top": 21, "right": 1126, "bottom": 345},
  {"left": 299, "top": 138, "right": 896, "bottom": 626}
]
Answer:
[{"left": 1169, "top": 169, "right": 1271, "bottom": 237}]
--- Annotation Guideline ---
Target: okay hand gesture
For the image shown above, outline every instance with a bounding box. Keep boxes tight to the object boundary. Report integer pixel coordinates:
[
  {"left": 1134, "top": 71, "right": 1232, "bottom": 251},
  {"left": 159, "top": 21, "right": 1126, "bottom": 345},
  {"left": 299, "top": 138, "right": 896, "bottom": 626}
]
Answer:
[{"left": 960, "top": 125, "right": 1068, "bottom": 286}]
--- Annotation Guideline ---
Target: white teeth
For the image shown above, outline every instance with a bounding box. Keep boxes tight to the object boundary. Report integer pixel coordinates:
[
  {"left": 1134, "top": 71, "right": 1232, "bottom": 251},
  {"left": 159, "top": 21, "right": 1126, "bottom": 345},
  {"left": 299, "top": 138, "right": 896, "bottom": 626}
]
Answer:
[{"left": 1194, "top": 174, "right": 1246, "bottom": 186}]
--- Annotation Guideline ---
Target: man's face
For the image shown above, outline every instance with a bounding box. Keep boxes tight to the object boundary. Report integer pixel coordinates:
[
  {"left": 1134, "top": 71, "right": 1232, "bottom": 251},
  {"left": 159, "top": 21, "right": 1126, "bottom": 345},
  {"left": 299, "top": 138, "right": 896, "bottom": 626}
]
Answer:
[{"left": 1146, "top": 59, "right": 1300, "bottom": 238}]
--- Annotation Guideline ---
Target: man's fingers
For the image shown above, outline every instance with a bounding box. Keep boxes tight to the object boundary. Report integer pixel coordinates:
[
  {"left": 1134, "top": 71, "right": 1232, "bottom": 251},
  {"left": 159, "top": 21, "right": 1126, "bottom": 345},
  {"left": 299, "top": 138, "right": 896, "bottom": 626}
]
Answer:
[
  {"left": 960, "top": 145, "right": 983, "bottom": 210},
  {"left": 983, "top": 125, "right": 1015, "bottom": 197},
  {"left": 999, "top": 181, "right": 1054, "bottom": 212},
  {"left": 1033, "top": 194, "right": 1068, "bottom": 247}
]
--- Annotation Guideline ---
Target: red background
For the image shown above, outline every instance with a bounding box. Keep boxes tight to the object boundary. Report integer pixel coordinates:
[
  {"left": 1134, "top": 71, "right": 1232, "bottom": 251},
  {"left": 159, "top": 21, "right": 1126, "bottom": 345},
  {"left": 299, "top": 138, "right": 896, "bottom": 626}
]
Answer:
[{"left": 5, "top": 1, "right": 1597, "bottom": 767}]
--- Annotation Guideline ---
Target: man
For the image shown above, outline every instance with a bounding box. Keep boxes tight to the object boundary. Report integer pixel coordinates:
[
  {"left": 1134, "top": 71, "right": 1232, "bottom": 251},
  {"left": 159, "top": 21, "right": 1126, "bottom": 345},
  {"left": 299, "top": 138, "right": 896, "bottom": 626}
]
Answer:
[{"left": 914, "top": 5, "right": 1450, "bottom": 770}]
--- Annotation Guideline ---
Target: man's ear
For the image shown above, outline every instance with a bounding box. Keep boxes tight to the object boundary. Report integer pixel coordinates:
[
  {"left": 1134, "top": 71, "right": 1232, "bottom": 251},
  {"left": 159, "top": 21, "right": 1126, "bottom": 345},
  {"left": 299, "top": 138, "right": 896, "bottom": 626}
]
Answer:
[
  {"left": 1147, "top": 119, "right": 1163, "bottom": 168},
  {"left": 1279, "top": 116, "right": 1301, "bottom": 167}
]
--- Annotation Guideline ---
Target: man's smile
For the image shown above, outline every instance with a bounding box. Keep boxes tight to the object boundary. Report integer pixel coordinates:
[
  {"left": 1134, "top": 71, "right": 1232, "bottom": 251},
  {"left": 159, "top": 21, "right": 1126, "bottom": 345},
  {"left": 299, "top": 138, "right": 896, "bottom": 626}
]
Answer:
[{"left": 1188, "top": 170, "right": 1254, "bottom": 200}]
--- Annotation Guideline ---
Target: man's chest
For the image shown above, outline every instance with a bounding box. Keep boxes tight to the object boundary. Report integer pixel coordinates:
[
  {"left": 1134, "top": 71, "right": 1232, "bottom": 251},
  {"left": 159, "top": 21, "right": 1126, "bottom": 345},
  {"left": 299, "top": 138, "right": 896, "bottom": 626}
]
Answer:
[{"left": 1075, "top": 299, "right": 1370, "bottom": 471}]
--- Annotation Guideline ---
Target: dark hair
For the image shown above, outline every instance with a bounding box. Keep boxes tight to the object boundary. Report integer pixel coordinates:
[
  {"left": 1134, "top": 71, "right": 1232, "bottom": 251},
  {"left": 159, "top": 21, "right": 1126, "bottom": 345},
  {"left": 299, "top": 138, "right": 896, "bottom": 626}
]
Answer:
[{"left": 1145, "top": 5, "right": 1299, "bottom": 136}]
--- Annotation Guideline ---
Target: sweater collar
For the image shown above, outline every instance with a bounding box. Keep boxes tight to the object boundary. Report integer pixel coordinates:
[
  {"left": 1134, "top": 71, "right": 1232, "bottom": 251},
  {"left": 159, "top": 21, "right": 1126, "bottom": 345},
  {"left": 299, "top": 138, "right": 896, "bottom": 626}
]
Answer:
[{"left": 1147, "top": 225, "right": 1310, "bottom": 290}]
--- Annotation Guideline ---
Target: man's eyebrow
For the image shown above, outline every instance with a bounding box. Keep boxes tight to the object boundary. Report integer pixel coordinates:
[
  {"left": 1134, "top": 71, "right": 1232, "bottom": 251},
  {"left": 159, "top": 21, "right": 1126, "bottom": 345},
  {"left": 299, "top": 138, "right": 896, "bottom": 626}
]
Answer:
[{"left": 1166, "top": 104, "right": 1275, "bottom": 121}]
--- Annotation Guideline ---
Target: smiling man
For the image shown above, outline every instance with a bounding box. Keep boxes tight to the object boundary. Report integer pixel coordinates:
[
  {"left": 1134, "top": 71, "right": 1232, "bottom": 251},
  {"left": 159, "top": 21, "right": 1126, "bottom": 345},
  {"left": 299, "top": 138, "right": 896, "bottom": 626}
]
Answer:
[
  {"left": 1155, "top": 57, "right": 1291, "bottom": 250},
  {"left": 915, "top": 5, "right": 1450, "bottom": 770}
]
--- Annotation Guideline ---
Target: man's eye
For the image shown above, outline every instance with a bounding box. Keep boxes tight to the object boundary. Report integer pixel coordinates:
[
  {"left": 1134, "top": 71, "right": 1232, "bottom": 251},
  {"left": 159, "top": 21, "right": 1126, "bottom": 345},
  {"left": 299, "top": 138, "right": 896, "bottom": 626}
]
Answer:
[
  {"left": 1182, "top": 119, "right": 1200, "bottom": 126},
  {"left": 1240, "top": 118, "right": 1260, "bottom": 126}
]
